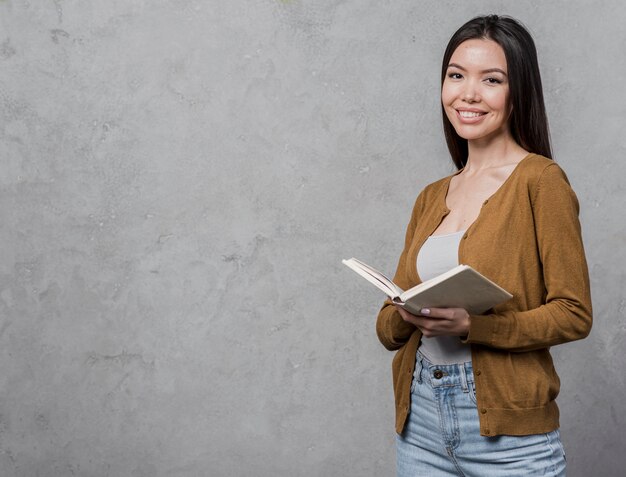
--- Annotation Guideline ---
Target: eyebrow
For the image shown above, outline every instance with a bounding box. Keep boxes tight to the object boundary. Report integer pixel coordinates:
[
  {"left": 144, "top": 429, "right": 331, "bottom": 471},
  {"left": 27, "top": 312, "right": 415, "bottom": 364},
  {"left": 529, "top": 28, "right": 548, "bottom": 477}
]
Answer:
[{"left": 447, "top": 63, "right": 508, "bottom": 76}]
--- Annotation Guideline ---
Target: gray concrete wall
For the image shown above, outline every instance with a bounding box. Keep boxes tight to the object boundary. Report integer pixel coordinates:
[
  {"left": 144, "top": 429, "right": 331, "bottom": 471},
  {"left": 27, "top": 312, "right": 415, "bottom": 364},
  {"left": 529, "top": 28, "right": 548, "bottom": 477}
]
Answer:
[{"left": 1, "top": 1, "right": 624, "bottom": 476}]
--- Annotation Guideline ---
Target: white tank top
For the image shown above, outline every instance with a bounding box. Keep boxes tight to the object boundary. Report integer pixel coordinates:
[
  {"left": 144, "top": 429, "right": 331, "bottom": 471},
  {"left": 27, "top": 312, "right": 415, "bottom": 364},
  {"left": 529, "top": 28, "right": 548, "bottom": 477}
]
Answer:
[{"left": 416, "top": 230, "right": 472, "bottom": 365}]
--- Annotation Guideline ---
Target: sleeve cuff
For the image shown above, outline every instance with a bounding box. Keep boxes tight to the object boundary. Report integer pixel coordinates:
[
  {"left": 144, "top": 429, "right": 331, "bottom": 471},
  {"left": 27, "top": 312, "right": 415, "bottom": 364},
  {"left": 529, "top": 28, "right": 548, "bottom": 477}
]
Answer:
[{"left": 462, "top": 313, "right": 496, "bottom": 346}]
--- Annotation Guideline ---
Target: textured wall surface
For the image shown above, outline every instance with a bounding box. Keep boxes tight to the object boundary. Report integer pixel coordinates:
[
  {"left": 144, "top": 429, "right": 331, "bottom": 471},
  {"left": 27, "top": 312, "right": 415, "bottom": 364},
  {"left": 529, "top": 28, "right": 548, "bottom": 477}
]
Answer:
[{"left": 1, "top": 1, "right": 624, "bottom": 476}]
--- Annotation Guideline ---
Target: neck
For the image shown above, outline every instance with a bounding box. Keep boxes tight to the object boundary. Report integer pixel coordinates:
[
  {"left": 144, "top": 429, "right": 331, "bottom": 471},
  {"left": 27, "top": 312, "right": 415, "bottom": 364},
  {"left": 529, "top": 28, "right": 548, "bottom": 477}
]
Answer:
[{"left": 465, "top": 134, "right": 527, "bottom": 172}]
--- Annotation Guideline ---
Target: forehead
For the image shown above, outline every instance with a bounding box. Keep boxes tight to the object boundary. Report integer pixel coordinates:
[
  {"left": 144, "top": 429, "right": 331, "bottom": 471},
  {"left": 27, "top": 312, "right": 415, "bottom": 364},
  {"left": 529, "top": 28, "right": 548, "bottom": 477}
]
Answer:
[{"left": 449, "top": 39, "right": 507, "bottom": 71}]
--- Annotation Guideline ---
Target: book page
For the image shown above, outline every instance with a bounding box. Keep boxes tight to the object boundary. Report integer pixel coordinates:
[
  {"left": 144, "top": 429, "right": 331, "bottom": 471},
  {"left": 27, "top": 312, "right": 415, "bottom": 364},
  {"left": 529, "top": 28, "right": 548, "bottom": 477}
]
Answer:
[{"left": 342, "top": 258, "right": 404, "bottom": 298}]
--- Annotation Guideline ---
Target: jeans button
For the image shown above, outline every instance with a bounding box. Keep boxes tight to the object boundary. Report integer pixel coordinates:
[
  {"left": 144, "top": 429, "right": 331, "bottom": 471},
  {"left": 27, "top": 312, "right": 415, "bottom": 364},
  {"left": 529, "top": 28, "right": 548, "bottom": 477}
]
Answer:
[{"left": 433, "top": 369, "right": 444, "bottom": 379}]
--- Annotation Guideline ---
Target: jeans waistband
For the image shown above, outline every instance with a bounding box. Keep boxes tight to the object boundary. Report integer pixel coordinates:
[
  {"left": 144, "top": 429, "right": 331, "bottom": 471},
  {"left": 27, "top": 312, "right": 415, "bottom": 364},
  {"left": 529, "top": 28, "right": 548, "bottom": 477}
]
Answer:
[{"left": 415, "top": 350, "right": 474, "bottom": 391}]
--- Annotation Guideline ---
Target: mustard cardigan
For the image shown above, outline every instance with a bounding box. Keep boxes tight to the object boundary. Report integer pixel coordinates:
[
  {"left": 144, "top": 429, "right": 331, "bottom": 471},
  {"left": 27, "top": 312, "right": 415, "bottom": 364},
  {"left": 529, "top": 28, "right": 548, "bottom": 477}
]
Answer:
[{"left": 376, "top": 154, "right": 592, "bottom": 436}]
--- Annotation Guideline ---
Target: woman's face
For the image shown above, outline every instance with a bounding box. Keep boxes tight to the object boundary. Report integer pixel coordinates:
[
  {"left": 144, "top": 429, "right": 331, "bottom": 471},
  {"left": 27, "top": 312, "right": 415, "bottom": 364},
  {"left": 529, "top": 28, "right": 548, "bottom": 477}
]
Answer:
[{"left": 441, "top": 38, "right": 511, "bottom": 144}]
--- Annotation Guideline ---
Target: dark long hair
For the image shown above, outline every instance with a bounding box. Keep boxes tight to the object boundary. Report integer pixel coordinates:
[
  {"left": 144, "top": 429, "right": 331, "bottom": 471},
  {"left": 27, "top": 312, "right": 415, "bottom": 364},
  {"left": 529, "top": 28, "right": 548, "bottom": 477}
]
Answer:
[{"left": 441, "top": 15, "right": 553, "bottom": 169}]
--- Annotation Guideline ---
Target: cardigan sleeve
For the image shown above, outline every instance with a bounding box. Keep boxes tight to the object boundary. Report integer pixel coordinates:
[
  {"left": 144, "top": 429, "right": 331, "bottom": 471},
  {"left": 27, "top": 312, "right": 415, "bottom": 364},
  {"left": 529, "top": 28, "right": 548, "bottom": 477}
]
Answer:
[
  {"left": 375, "top": 193, "right": 423, "bottom": 351},
  {"left": 464, "top": 164, "right": 593, "bottom": 352}
]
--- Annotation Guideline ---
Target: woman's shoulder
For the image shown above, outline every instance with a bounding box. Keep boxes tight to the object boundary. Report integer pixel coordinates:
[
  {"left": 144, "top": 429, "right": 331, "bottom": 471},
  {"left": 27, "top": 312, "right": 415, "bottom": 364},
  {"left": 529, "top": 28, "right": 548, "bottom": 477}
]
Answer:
[
  {"left": 511, "top": 154, "right": 580, "bottom": 211},
  {"left": 413, "top": 173, "right": 455, "bottom": 207},
  {"left": 511, "top": 153, "right": 573, "bottom": 190},
  {"left": 422, "top": 173, "right": 455, "bottom": 194},
  {"left": 516, "top": 153, "right": 568, "bottom": 179}
]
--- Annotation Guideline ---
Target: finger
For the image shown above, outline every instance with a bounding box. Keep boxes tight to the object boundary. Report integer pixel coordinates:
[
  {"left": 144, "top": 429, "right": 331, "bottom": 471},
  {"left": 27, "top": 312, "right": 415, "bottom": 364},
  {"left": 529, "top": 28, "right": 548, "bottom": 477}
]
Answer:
[
  {"left": 394, "top": 305, "right": 419, "bottom": 319},
  {"left": 418, "top": 308, "right": 450, "bottom": 319},
  {"left": 421, "top": 307, "right": 463, "bottom": 319},
  {"left": 395, "top": 306, "right": 423, "bottom": 326}
]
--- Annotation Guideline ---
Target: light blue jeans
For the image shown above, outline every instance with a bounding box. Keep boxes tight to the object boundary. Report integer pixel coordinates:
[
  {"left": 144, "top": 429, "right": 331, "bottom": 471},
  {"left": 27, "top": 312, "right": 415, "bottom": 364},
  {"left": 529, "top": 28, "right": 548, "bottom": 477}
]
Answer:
[{"left": 396, "top": 352, "right": 566, "bottom": 476}]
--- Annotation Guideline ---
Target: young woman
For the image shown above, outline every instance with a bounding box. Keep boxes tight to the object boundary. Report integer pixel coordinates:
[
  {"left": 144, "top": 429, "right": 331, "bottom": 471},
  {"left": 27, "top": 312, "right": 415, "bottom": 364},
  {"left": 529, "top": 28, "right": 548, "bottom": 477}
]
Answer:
[{"left": 376, "top": 15, "right": 592, "bottom": 476}]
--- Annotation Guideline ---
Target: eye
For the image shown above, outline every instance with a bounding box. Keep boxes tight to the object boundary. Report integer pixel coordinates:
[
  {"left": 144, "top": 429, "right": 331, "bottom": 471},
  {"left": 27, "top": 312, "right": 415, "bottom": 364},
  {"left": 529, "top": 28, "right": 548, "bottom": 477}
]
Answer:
[
  {"left": 447, "top": 72, "right": 463, "bottom": 80},
  {"left": 485, "top": 77, "right": 503, "bottom": 84}
]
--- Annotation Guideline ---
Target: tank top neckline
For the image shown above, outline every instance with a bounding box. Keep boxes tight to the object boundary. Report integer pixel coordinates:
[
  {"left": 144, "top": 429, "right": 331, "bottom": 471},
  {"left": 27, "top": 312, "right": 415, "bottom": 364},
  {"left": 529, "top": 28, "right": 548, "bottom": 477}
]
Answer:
[{"left": 429, "top": 229, "right": 467, "bottom": 239}]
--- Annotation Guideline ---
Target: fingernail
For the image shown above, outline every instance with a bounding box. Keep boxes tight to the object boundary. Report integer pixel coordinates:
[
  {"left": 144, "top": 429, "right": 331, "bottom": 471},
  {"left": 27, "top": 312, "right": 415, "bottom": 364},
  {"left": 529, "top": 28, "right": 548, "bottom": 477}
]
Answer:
[{"left": 420, "top": 308, "right": 430, "bottom": 315}]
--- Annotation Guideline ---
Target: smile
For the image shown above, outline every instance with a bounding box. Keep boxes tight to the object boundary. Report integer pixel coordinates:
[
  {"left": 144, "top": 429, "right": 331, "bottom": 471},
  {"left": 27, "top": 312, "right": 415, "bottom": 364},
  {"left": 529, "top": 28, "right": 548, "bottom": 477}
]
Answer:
[{"left": 457, "top": 110, "right": 486, "bottom": 118}]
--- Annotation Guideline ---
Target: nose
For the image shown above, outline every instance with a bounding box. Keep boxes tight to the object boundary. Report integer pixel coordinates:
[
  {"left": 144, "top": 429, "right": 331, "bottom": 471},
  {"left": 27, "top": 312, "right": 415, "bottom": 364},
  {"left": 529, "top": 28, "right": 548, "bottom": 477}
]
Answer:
[{"left": 462, "top": 81, "right": 480, "bottom": 103}]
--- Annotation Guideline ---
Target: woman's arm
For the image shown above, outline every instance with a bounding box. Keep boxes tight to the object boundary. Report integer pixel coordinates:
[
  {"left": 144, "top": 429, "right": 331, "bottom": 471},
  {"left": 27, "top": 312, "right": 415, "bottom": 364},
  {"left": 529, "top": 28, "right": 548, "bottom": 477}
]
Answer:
[
  {"left": 376, "top": 301, "right": 419, "bottom": 351},
  {"left": 463, "top": 164, "right": 593, "bottom": 352}
]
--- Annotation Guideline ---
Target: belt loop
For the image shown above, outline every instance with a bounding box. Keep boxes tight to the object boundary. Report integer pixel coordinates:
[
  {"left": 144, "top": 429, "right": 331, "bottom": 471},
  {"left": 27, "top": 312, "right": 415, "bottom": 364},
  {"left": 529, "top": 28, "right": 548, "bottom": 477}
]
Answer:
[
  {"left": 415, "top": 352, "right": 424, "bottom": 384},
  {"left": 459, "top": 362, "right": 469, "bottom": 393}
]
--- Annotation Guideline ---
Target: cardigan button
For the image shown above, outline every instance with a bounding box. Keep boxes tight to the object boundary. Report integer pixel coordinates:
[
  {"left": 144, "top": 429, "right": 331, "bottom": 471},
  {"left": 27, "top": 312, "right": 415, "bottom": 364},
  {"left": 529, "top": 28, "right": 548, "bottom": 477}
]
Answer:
[
  {"left": 475, "top": 370, "right": 481, "bottom": 376},
  {"left": 481, "top": 408, "right": 487, "bottom": 414},
  {"left": 462, "top": 233, "right": 468, "bottom": 239}
]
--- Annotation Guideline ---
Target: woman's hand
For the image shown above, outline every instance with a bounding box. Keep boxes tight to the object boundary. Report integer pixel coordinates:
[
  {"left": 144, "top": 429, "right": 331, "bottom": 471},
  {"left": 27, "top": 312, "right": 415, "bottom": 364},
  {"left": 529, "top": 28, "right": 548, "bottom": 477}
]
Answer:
[{"left": 394, "top": 304, "right": 470, "bottom": 337}]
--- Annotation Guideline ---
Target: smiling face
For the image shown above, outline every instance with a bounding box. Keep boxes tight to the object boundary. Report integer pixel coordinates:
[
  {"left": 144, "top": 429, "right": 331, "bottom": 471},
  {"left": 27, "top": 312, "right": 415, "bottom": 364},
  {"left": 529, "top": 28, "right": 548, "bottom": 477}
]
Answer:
[{"left": 441, "top": 38, "right": 512, "bottom": 145}]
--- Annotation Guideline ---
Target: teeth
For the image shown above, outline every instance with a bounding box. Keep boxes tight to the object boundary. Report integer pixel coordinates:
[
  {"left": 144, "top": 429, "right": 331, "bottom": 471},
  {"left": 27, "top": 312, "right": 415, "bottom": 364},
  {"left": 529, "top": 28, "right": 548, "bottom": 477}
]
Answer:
[{"left": 459, "top": 111, "right": 484, "bottom": 118}]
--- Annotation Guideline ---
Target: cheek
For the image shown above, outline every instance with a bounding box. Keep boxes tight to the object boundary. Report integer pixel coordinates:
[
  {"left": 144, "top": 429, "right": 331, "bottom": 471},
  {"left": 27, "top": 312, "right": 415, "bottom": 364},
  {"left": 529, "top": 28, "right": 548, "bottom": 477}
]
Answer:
[
  {"left": 441, "top": 90, "right": 455, "bottom": 118},
  {"left": 486, "top": 89, "right": 509, "bottom": 112},
  {"left": 441, "top": 85, "right": 460, "bottom": 123},
  {"left": 441, "top": 82, "right": 455, "bottom": 105}
]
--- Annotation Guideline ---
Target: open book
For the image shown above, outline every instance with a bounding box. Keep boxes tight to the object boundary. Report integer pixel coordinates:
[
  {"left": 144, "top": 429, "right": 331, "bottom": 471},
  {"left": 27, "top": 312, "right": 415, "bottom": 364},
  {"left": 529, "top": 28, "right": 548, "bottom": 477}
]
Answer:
[{"left": 342, "top": 258, "right": 512, "bottom": 315}]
